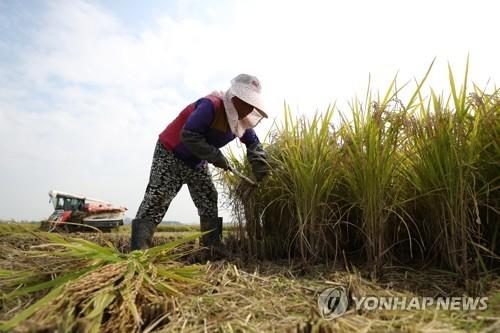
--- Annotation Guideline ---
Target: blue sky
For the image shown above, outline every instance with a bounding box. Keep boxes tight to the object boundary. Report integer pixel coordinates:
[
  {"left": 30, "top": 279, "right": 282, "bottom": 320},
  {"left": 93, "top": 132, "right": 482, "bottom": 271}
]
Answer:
[{"left": 0, "top": 0, "right": 498, "bottom": 223}]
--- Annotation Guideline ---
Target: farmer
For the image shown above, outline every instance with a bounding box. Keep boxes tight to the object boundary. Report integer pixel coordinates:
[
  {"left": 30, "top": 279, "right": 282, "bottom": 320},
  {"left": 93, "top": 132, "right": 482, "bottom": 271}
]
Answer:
[{"left": 130, "top": 74, "right": 269, "bottom": 251}]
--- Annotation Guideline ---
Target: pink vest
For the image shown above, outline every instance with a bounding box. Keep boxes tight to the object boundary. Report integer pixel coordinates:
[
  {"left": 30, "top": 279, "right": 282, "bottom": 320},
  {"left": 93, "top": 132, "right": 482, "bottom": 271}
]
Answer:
[{"left": 159, "top": 95, "right": 224, "bottom": 151}]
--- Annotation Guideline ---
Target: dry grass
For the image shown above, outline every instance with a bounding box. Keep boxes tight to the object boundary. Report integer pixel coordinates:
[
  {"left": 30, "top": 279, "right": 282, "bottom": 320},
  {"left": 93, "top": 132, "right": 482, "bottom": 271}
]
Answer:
[
  {"left": 0, "top": 229, "right": 188, "bottom": 252},
  {"left": 123, "top": 261, "right": 500, "bottom": 332},
  {"left": 1, "top": 231, "right": 499, "bottom": 332}
]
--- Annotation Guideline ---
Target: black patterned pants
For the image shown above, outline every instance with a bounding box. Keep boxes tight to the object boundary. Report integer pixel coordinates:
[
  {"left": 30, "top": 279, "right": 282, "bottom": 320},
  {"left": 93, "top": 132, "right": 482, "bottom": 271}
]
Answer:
[{"left": 135, "top": 140, "right": 218, "bottom": 224}]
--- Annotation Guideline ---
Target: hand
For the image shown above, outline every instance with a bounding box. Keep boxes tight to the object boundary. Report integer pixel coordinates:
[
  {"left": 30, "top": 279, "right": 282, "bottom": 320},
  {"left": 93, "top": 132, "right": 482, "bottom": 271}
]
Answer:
[
  {"left": 254, "top": 168, "right": 268, "bottom": 182},
  {"left": 212, "top": 154, "right": 230, "bottom": 170},
  {"left": 250, "top": 157, "right": 269, "bottom": 182},
  {"left": 247, "top": 143, "right": 268, "bottom": 182}
]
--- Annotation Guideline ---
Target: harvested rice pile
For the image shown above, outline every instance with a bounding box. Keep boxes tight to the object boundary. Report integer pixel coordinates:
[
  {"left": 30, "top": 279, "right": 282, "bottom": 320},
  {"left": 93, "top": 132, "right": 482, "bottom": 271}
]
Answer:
[{"left": 0, "top": 232, "right": 205, "bottom": 333}]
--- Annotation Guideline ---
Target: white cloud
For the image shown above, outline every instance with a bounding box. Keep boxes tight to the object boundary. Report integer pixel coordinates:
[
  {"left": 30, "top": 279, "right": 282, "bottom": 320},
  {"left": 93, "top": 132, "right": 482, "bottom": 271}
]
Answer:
[{"left": 0, "top": 0, "right": 498, "bottom": 222}]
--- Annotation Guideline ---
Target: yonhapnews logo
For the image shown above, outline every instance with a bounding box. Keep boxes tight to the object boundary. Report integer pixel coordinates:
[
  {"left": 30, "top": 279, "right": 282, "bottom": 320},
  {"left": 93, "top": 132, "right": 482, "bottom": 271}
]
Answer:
[
  {"left": 318, "top": 286, "right": 488, "bottom": 319},
  {"left": 317, "top": 286, "right": 349, "bottom": 319}
]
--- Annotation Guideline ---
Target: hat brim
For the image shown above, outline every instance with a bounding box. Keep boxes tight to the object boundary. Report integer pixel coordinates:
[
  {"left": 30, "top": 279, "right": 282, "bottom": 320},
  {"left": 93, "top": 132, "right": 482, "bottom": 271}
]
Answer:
[{"left": 230, "top": 85, "right": 268, "bottom": 118}]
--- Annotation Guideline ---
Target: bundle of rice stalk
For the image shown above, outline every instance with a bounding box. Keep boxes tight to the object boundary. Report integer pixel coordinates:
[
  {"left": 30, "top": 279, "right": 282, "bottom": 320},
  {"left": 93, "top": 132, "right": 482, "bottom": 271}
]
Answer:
[
  {"left": 222, "top": 107, "right": 343, "bottom": 261},
  {"left": 220, "top": 152, "right": 263, "bottom": 256},
  {"left": 0, "top": 232, "right": 206, "bottom": 333}
]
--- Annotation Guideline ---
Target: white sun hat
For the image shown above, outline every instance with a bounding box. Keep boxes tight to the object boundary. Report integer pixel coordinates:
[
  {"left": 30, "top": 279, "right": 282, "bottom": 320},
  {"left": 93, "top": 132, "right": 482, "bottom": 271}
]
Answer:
[
  {"left": 211, "top": 74, "right": 268, "bottom": 138},
  {"left": 212, "top": 73, "right": 269, "bottom": 138},
  {"left": 228, "top": 74, "right": 268, "bottom": 118}
]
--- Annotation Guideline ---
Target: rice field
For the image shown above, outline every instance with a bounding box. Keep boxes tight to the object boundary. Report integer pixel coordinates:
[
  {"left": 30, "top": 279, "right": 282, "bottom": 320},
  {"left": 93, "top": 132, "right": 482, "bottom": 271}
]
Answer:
[{"left": 1, "top": 62, "right": 499, "bottom": 332}]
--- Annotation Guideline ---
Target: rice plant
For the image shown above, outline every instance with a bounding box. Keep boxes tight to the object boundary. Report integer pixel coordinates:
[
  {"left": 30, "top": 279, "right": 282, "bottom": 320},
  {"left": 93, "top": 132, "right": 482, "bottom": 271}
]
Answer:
[
  {"left": 221, "top": 59, "right": 499, "bottom": 284},
  {"left": 469, "top": 86, "right": 500, "bottom": 262},
  {"left": 403, "top": 59, "right": 499, "bottom": 283},
  {"left": 336, "top": 88, "right": 410, "bottom": 276},
  {"left": 0, "top": 232, "right": 205, "bottom": 332}
]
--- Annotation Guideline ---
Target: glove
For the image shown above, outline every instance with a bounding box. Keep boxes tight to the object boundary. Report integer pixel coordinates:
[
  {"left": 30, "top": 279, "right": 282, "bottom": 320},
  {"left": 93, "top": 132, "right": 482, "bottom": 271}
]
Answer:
[
  {"left": 247, "top": 143, "right": 269, "bottom": 182},
  {"left": 212, "top": 153, "right": 230, "bottom": 170},
  {"left": 253, "top": 163, "right": 268, "bottom": 182}
]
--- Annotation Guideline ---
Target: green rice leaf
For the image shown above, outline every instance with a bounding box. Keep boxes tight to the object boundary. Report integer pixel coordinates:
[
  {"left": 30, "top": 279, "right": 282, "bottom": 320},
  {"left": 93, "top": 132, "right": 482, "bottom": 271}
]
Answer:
[{"left": 0, "top": 284, "right": 64, "bottom": 331}]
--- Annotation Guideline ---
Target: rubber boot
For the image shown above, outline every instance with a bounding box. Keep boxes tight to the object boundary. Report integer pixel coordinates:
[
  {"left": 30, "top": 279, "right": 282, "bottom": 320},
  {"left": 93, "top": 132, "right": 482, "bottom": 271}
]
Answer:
[
  {"left": 130, "top": 218, "right": 157, "bottom": 251},
  {"left": 199, "top": 216, "right": 222, "bottom": 247},
  {"left": 198, "top": 216, "right": 232, "bottom": 260}
]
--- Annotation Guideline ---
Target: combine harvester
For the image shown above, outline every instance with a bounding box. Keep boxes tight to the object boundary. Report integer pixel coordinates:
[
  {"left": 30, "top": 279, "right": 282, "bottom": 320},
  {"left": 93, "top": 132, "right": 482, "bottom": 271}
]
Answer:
[{"left": 41, "top": 190, "right": 127, "bottom": 232}]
